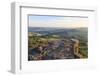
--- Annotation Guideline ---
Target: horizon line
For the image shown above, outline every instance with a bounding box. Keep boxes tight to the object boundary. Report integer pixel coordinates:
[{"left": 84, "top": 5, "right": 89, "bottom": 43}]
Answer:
[{"left": 28, "top": 26, "right": 88, "bottom": 28}]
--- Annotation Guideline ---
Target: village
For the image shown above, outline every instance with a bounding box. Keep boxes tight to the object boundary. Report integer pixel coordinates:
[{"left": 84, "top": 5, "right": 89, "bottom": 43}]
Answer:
[{"left": 28, "top": 36, "right": 83, "bottom": 60}]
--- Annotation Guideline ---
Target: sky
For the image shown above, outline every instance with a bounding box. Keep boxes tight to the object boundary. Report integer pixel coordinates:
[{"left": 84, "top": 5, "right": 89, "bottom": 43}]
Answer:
[{"left": 28, "top": 15, "right": 88, "bottom": 28}]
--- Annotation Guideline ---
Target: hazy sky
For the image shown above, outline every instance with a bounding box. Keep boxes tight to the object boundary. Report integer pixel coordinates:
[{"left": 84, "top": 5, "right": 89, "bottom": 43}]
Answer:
[{"left": 29, "top": 15, "right": 88, "bottom": 28}]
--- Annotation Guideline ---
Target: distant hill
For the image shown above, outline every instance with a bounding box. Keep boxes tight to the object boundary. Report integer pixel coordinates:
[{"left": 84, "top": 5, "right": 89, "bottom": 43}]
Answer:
[{"left": 28, "top": 27, "right": 88, "bottom": 41}]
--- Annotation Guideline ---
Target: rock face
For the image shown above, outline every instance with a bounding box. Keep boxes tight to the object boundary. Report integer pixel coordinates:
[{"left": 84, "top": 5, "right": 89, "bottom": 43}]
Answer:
[{"left": 28, "top": 39, "right": 80, "bottom": 60}]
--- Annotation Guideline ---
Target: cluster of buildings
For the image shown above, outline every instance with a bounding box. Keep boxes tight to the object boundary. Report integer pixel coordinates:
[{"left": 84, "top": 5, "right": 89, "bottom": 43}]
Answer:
[{"left": 28, "top": 38, "right": 82, "bottom": 60}]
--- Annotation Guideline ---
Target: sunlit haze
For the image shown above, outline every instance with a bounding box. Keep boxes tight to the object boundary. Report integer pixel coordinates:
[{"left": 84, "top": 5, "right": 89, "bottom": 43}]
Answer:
[{"left": 29, "top": 15, "right": 88, "bottom": 28}]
